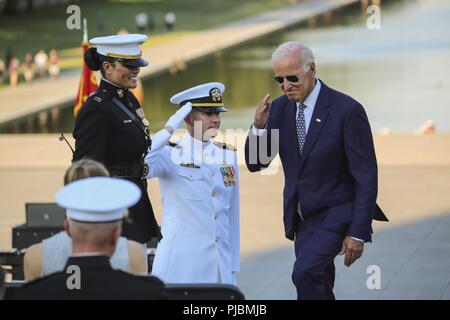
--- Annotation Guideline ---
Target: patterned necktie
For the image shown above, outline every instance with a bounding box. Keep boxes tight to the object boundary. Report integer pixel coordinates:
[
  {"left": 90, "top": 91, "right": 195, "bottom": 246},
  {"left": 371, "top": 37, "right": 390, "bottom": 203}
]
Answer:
[
  {"left": 296, "top": 103, "right": 307, "bottom": 220},
  {"left": 296, "top": 103, "right": 307, "bottom": 155}
]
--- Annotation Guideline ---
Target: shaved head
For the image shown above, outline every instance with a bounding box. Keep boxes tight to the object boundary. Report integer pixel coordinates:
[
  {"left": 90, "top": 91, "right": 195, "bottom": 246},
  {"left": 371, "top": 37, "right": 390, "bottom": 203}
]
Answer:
[{"left": 65, "top": 219, "right": 122, "bottom": 256}]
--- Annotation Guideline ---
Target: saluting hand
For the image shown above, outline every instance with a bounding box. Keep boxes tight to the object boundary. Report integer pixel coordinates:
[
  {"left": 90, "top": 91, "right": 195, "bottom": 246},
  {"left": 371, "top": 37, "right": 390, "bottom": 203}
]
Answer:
[
  {"left": 253, "top": 94, "right": 271, "bottom": 129},
  {"left": 166, "top": 102, "right": 193, "bottom": 133},
  {"left": 339, "top": 236, "right": 364, "bottom": 267}
]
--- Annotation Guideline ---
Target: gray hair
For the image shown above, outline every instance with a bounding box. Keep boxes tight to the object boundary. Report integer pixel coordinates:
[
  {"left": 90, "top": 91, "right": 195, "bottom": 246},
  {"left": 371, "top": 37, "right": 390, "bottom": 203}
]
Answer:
[{"left": 271, "top": 42, "right": 315, "bottom": 72}]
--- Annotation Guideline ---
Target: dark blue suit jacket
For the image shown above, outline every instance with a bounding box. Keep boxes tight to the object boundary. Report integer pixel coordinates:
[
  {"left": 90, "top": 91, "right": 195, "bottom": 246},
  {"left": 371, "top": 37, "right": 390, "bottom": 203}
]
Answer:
[{"left": 245, "top": 80, "right": 388, "bottom": 242}]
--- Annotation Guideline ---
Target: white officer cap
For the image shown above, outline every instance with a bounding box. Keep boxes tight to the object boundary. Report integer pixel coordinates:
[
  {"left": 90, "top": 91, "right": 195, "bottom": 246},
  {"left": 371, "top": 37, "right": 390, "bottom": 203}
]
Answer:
[
  {"left": 89, "top": 34, "right": 149, "bottom": 67},
  {"left": 170, "top": 82, "right": 228, "bottom": 112},
  {"left": 55, "top": 177, "right": 141, "bottom": 223}
]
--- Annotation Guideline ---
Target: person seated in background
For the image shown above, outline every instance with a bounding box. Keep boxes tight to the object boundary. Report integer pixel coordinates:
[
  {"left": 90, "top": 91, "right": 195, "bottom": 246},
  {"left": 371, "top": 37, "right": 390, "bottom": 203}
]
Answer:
[
  {"left": 417, "top": 119, "right": 436, "bottom": 134},
  {"left": 164, "top": 11, "right": 176, "bottom": 31},
  {"left": 48, "top": 49, "right": 60, "bottom": 79},
  {"left": 23, "top": 159, "right": 147, "bottom": 281},
  {"left": 12, "top": 177, "right": 166, "bottom": 300},
  {"left": 0, "top": 267, "right": 5, "bottom": 300},
  {"left": 0, "top": 58, "right": 6, "bottom": 84},
  {"left": 23, "top": 52, "right": 34, "bottom": 83},
  {"left": 34, "top": 49, "right": 47, "bottom": 78}
]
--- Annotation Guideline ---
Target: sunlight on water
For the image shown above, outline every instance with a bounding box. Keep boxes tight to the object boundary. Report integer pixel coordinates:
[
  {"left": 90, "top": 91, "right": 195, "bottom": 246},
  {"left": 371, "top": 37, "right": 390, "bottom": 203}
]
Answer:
[{"left": 2, "top": 0, "right": 449, "bottom": 133}]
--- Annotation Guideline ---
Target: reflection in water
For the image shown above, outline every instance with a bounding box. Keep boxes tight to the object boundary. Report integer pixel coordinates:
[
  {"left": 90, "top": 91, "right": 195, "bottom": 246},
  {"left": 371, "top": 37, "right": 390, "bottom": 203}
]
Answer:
[
  {"left": 50, "top": 106, "right": 60, "bottom": 129},
  {"left": 26, "top": 115, "right": 34, "bottom": 132},
  {"left": 295, "top": 0, "right": 450, "bottom": 132},
  {"left": 38, "top": 111, "right": 48, "bottom": 128},
  {"left": 1, "top": 0, "right": 449, "bottom": 133},
  {"left": 0, "top": 104, "right": 64, "bottom": 133}
]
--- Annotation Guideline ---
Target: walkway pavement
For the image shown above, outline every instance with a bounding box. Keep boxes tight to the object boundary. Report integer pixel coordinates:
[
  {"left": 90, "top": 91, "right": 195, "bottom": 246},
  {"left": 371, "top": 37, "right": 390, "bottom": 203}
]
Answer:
[
  {"left": 237, "top": 166, "right": 450, "bottom": 300},
  {"left": 0, "top": 0, "right": 359, "bottom": 125}
]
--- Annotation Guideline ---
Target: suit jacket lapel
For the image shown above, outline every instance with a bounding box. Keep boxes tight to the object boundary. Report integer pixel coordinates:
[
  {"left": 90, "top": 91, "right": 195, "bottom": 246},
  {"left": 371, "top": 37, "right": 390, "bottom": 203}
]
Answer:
[{"left": 298, "top": 80, "right": 330, "bottom": 174}]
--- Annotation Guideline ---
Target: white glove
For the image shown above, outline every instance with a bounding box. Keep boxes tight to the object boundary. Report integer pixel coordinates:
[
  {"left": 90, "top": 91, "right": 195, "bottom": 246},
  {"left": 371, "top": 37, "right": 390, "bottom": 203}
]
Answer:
[
  {"left": 165, "top": 102, "right": 192, "bottom": 131},
  {"left": 148, "top": 102, "right": 192, "bottom": 152}
]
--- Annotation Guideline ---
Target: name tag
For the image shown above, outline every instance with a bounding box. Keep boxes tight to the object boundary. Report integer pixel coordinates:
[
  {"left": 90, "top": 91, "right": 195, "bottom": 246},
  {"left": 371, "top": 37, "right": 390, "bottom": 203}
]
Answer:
[{"left": 180, "top": 163, "right": 200, "bottom": 169}]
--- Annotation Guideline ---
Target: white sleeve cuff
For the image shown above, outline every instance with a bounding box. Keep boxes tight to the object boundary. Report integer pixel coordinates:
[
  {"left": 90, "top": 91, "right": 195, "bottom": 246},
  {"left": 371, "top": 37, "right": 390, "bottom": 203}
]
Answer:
[
  {"left": 351, "top": 236, "right": 364, "bottom": 243},
  {"left": 251, "top": 124, "right": 267, "bottom": 136}
]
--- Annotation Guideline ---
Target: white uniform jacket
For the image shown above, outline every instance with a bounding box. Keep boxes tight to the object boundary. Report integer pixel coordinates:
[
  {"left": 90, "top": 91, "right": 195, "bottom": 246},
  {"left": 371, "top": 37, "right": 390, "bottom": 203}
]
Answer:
[{"left": 146, "top": 132, "right": 240, "bottom": 284}]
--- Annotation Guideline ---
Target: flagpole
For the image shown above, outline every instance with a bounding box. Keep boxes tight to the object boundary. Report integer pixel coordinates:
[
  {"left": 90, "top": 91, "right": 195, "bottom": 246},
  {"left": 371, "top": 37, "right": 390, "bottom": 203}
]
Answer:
[
  {"left": 74, "top": 18, "right": 98, "bottom": 116},
  {"left": 83, "top": 18, "right": 88, "bottom": 43}
]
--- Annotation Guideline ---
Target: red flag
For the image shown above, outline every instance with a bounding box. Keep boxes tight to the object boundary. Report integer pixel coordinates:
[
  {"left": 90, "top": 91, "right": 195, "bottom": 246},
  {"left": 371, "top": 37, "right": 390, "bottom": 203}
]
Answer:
[{"left": 73, "top": 42, "right": 98, "bottom": 117}]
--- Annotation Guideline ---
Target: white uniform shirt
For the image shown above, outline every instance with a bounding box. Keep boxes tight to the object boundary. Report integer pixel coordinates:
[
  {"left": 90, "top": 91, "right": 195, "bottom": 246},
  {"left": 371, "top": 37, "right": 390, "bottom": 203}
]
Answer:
[{"left": 145, "top": 132, "right": 240, "bottom": 284}]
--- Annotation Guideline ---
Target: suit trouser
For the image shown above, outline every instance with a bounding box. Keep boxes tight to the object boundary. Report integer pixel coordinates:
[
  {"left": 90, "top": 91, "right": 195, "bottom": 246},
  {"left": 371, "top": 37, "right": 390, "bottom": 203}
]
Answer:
[{"left": 292, "top": 210, "right": 346, "bottom": 300}]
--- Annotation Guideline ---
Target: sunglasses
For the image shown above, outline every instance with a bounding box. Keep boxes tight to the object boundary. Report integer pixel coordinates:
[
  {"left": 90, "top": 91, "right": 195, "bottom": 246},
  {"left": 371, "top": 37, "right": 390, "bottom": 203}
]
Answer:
[{"left": 273, "top": 75, "right": 300, "bottom": 84}]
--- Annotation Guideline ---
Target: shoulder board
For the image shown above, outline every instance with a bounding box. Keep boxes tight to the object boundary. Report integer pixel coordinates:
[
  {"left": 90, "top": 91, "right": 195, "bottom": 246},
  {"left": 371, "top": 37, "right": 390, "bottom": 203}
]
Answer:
[
  {"left": 214, "top": 142, "right": 237, "bottom": 151},
  {"left": 90, "top": 89, "right": 112, "bottom": 103},
  {"left": 168, "top": 141, "right": 181, "bottom": 149}
]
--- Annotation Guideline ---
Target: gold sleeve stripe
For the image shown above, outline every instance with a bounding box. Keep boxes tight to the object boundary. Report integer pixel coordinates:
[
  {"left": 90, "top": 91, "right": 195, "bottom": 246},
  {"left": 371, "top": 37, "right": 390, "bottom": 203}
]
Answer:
[{"left": 106, "top": 51, "right": 142, "bottom": 59}]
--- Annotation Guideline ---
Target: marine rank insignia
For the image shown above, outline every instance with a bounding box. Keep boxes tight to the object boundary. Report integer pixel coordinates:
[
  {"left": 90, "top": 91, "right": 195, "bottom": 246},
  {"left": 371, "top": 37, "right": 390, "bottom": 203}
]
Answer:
[
  {"left": 220, "top": 163, "right": 236, "bottom": 187},
  {"left": 180, "top": 163, "right": 200, "bottom": 169}
]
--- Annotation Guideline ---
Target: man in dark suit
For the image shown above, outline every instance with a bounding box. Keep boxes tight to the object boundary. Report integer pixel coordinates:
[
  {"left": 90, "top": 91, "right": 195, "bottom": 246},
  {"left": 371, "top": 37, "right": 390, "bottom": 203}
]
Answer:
[
  {"left": 12, "top": 177, "right": 166, "bottom": 300},
  {"left": 245, "top": 42, "right": 388, "bottom": 300}
]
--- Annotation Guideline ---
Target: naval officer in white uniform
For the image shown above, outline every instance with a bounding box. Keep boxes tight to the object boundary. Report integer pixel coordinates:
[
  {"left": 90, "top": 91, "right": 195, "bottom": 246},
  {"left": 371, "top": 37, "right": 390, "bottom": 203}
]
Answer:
[{"left": 145, "top": 82, "right": 240, "bottom": 284}]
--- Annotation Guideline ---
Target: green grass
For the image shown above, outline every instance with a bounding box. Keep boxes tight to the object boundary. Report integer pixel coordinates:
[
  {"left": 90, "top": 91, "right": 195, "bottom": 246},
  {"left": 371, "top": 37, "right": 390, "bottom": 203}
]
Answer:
[{"left": 0, "top": 0, "right": 295, "bottom": 72}]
